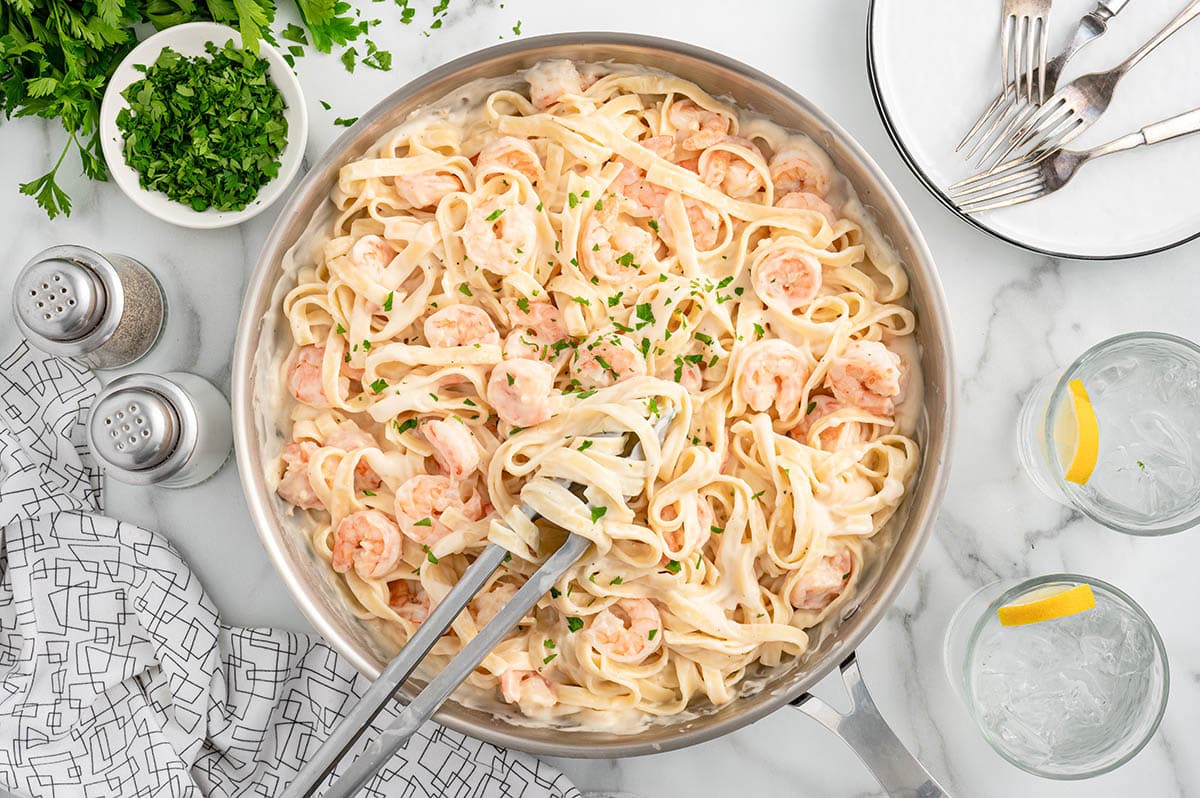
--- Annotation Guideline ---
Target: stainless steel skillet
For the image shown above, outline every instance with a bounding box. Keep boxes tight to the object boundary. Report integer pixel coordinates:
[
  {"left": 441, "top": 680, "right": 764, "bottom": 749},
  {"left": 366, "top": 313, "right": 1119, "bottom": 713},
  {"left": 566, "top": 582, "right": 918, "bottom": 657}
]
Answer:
[{"left": 230, "top": 32, "right": 956, "bottom": 796}]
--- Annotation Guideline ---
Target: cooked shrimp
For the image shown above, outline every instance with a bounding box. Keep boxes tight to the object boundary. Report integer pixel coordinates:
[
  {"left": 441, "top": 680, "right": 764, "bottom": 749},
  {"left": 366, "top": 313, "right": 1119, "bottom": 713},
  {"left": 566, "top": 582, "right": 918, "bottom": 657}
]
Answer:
[
  {"left": 331, "top": 510, "right": 402, "bottom": 579},
  {"left": 776, "top": 191, "right": 837, "bottom": 225},
  {"left": 287, "top": 346, "right": 332, "bottom": 407},
  {"left": 502, "top": 299, "right": 567, "bottom": 360},
  {"left": 612, "top": 158, "right": 669, "bottom": 217},
  {"left": 789, "top": 395, "right": 865, "bottom": 450},
  {"left": 472, "top": 581, "right": 518, "bottom": 627},
  {"left": 581, "top": 207, "right": 656, "bottom": 284},
  {"left": 641, "top": 134, "right": 676, "bottom": 159},
  {"left": 424, "top": 418, "right": 480, "bottom": 479},
  {"left": 827, "top": 340, "right": 903, "bottom": 416},
  {"left": 277, "top": 441, "right": 323, "bottom": 509},
  {"left": 393, "top": 474, "right": 483, "bottom": 543},
  {"left": 499, "top": 669, "right": 556, "bottom": 708},
  {"left": 394, "top": 172, "right": 463, "bottom": 209},
  {"left": 752, "top": 247, "right": 822, "bottom": 311},
  {"left": 477, "top": 136, "right": 541, "bottom": 183},
  {"left": 462, "top": 202, "right": 537, "bottom": 275},
  {"left": 325, "top": 421, "right": 382, "bottom": 491},
  {"left": 737, "top": 339, "right": 809, "bottom": 414},
  {"left": 770, "top": 148, "right": 831, "bottom": 197},
  {"left": 790, "top": 547, "right": 853, "bottom": 611},
  {"left": 487, "top": 359, "right": 557, "bottom": 427},
  {"left": 699, "top": 138, "right": 764, "bottom": 198},
  {"left": 668, "top": 100, "right": 731, "bottom": 150},
  {"left": 571, "top": 333, "right": 647, "bottom": 389},
  {"left": 683, "top": 198, "right": 720, "bottom": 250},
  {"left": 388, "top": 580, "right": 431, "bottom": 624},
  {"left": 526, "top": 59, "right": 584, "bottom": 110},
  {"left": 588, "top": 598, "right": 663, "bottom": 664},
  {"left": 348, "top": 234, "right": 397, "bottom": 275},
  {"left": 423, "top": 304, "right": 500, "bottom": 347}
]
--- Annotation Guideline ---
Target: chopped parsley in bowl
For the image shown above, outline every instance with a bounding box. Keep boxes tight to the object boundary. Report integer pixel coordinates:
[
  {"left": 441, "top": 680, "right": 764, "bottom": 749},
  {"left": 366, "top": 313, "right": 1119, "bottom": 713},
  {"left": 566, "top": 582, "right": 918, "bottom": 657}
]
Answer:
[
  {"left": 99, "top": 22, "right": 308, "bottom": 229},
  {"left": 116, "top": 41, "right": 288, "bottom": 213}
]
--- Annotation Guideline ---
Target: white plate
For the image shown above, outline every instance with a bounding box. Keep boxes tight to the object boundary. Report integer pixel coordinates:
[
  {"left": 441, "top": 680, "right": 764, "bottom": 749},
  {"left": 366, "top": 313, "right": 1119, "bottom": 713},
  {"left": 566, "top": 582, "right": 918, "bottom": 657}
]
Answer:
[
  {"left": 99, "top": 22, "right": 308, "bottom": 230},
  {"left": 868, "top": 0, "right": 1200, "bottom": 259}
]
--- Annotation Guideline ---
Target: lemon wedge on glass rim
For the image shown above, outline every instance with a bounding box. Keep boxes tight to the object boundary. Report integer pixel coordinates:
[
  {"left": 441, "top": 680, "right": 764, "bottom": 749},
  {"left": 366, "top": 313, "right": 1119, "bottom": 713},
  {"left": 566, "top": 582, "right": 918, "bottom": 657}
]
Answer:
[
  {"left": 997, "top": 584, "right": 1096, "bottom": 627},
  {"left": 1052, "top": 378, "right": 1100, "bottom": 485}
]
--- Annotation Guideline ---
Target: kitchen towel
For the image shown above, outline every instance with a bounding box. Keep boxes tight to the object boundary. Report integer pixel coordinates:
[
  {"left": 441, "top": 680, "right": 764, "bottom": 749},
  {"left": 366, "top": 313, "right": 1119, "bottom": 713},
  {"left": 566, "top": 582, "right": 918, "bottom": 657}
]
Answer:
[{"left": 0, "top": 341, "right": 581, "bottom": 798}]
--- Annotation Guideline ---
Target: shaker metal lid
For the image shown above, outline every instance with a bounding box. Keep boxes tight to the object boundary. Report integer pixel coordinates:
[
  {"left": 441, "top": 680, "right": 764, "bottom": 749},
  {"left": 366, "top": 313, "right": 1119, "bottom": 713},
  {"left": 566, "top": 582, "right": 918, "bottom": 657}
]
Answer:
[
  {"left": 86, "top": 373, "right": 199, "bottom": 486},
  {"left": 13, "top": 245, "right": 125, "bottom": 357}
]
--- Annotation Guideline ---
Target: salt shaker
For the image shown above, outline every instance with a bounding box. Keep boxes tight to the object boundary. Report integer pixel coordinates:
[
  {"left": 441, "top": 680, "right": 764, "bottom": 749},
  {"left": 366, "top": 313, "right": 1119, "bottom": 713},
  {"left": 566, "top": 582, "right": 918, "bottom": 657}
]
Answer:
[
  {"left": 13, "top": 245, "right": 166, "bottom": 369},
  {"left": 86, "top": 372, "right": 232, "bottom": 488}
]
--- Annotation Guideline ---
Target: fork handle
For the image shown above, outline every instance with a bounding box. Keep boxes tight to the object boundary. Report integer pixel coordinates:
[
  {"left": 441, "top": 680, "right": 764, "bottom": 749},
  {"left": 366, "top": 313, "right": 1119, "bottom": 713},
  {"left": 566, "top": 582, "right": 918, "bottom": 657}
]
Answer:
[
  {"left": 1118, "top": 0, "right": 1200, "bottom": 74},
  {"left": 1090, "top": 107, "right": 1200, "bottom": 158}
]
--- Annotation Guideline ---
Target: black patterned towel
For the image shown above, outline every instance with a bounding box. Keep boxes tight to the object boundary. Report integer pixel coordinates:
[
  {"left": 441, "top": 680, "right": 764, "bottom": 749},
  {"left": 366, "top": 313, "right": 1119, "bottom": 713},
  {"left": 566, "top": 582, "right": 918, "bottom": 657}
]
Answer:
[{"left": 0, "top": 341, "right": 581, "bottom": 798}]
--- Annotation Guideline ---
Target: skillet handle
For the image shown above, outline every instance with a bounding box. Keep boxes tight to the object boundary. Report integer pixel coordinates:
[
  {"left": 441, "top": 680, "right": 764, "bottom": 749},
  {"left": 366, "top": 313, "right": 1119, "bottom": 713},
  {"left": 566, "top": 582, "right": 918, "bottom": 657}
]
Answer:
[{"left": 791, "top": 652, "right": 951, "bottom": 798}]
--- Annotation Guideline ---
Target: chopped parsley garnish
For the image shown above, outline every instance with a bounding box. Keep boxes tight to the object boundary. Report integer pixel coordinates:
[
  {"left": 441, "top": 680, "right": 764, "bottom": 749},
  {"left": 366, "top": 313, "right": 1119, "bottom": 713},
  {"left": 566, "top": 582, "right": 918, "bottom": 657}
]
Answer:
[
  {"left": 462, "top": 398, "right": 477, "bottom": 406},
  {"left": 544, "top": 638, "right": 555, "bottom": 648},
  {"left": 458, "top": 282, "right": 473, "bottom": 297},
  {"left": 506, "top": 373, "right": 515, "bottom": 386},
  {"left": 609, "top": 576, "right": 623, "bottom": 585},
  {"left": 485, "top": 208, "right": 505, "bottom": 221},
  {"left": 594, "top": 199, "right": 603, "bottom": 210},
  {"left": 578, "top": 439, "right": 594, "bottom": 451},
  {"left": 362, "top": 490, "right": 375, "bottom": 497},
  {"left": 414, "top": 517, "right": 432, "bottom": 527},
  {"left": 543, "top": 653, "right": 557, "bottom": 664},
  {"left": 571, "top": 296, "right": 590, "bottom": 306},
  {"left": 395, "top": 418, "right": 418, "bottom": 434},
  {"left": 648, "top": 629, "right": 658, "bottom": 640},
  {"left": 382, "top": 291, "right": 394, "bottom": 312},
  {"left": 616, "top": 252, "right": 636, "bottom": 268},
  {"left": 607, "top": 292, "right": 624, "bottom": 307},
  {"left": 695, "top": 332, "right": 713, "bottom": 345},
  {"left": 566, "top": 617, "right": 584, "bottom": 632},
  {"left": 422, "top": 544, "right": 438, "bottom": 564},
  {"left": 369, "top": 378, "right": 388, "bottom": 394},
  {"left": 710, "top": 525, "right": 724, "bottom": 534},
  {"left": 336, "top": 323, "right": 347, "bottom": 335},
  {"left": 806, "top": 401, "right": 817, "bottom": 414},
  {"left": 550, "top": 587, "right": 562, "bottom": 598},
  {"left": 516, "top": 297, "right": 531, "bottom": 313},
  {"left": 568, "top": 192, "right": 579, "bottom": 208},
  {"left": 753, "top": 322, "right": 765, "bottom": 339},
  {"left": 664, "top": 560, "right": 681, "bottom": 574},
  {"left": 648, "top": 219, "right": 660, "bottom": 231},
  {"left": 333, "top": 116, "right": 358, "bottom": 127},
  {"left": 635, "top": 303, "right": 654, "bottom": 325},
  {"left": 115, "top": 41, "right": 288, "bottom": 213},
  {"left": 590, "top": 506, "right": 607, "bottom": 523},
  {"left": 751, "top": 490, "right": 766, "bottom": 500}
]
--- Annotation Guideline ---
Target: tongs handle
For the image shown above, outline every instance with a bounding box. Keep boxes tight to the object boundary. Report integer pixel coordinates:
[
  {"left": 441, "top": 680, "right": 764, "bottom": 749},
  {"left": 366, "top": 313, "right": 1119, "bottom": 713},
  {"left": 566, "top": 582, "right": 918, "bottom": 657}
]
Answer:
[
  {"left": 323, "top": 533, "right": 593, "bottom": 798},
  {"left": 284, "top": 541, "right": 509, "bottom": 797}
]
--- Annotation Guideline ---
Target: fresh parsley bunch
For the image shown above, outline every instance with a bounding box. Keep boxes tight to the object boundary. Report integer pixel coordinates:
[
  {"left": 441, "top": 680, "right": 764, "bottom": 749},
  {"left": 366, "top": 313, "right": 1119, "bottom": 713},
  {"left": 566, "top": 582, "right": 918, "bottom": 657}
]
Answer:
[{"left": 0, "top": 0, "right": 367, "bottom": 218}]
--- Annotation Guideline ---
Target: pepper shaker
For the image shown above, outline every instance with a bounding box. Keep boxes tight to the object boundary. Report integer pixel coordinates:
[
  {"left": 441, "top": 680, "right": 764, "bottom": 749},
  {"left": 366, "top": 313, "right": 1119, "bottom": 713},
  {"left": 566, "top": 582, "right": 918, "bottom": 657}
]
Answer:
[
  {"left": 13, "top": 245, "right": 166, "bottom": 369},
  {"left": 86, "top": 372, "right": 232, "bottom": 488}
]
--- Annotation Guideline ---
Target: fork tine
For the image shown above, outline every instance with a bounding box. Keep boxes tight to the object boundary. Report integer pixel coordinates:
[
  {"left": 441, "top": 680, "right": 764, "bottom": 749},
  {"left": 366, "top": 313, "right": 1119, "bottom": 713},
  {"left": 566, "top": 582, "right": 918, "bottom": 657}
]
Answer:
[
  {"left": 1014, "top": 108, "right": 1076, "bottom": 155},
  {"left": 954, "top": 173, "right": 1042, "bottom": 205},
  {"left": 950, "top": 160, "right": 1036, "bottom": 193},
  {"left": 948, "top": 166, "right": 1038, "bottom": 199},
  {"left": 976, "top": 97, "right": 1051, "bottom": 167},
  {"left": 961, "top": 185, "right": 1045, "bottom": 213},
  {"left": 1000, "top": 13, "right": 1013, "bottom": 100},
  {"left": 1023, "top": 117, "right": 1083, "bottom": 157},
  {"left": 1026, "top": 17, "right": 1039, "bottom": 104},
  {"left": 1036, "top": 17, "right": 1048, "bottom": 104},
  {"left": 968, "top": 97, "right": 1032, "bottom": 162},
  {"left": 956, "top": 94, "right": 1005, "bottom": 153},
  {"left": 951, "top": 146, "right": 1053, "bottom": 190}
]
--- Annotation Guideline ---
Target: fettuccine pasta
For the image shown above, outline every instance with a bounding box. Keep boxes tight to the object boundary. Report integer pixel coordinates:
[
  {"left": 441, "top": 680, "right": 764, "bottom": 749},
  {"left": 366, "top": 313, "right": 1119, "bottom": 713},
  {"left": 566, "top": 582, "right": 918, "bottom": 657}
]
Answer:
[{"left": 270, "top": 60, "right": 920, "bottom": 724}]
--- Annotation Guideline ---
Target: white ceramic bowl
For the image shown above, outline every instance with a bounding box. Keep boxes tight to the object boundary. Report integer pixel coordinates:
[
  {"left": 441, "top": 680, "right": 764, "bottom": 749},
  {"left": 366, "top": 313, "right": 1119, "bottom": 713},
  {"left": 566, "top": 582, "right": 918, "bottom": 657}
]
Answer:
[{"left": 99, "top": 22, "right": 308, "bottom": 229}]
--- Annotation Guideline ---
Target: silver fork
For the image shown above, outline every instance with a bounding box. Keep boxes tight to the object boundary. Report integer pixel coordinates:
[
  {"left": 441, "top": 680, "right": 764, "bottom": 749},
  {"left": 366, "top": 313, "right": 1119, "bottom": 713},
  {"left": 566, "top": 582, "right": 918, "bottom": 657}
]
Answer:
[
  {"left": 949, "top": 106, "right": 1200, "bottom": 212},
  {"left": 959, "top": 0, "right": 1131, "bottom": 162},
  {"left": 1000, "top": 0, "right": 1055, "bottom": 107},
  {"left": 983, "top": 0, "right": 1200, "bottom": 169}
]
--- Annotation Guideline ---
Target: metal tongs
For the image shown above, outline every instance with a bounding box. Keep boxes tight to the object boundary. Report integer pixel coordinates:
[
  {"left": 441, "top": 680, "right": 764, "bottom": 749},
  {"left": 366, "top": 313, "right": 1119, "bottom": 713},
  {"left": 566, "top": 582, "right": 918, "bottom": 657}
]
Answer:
[{"left": 285, "top": 410, "right": 675, "bottom": 798}]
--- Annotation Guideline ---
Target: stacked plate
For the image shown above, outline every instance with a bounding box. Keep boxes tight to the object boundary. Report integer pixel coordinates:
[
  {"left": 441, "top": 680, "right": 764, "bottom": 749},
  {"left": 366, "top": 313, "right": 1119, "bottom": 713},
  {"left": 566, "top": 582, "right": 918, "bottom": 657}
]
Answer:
[{"left": 869, "top": 0, "right": 1200, "bottom": 259}]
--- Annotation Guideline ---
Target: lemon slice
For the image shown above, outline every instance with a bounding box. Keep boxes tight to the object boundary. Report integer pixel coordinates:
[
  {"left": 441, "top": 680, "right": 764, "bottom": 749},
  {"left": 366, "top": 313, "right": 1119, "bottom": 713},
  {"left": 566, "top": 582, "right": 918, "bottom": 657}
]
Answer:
[
  {"left": 1053, "top": 378, "right": 1100, "bottom": 485},
  {"left": 997, "top": 584, "right": 1096, "bottom": 627}
]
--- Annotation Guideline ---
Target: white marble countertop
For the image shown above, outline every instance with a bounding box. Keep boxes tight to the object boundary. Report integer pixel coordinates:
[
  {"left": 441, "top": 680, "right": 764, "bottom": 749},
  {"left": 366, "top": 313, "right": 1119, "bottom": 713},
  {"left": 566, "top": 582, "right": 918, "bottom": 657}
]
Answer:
[{"left": 3, "top": 2, "right": 1198, "bottom": 796}]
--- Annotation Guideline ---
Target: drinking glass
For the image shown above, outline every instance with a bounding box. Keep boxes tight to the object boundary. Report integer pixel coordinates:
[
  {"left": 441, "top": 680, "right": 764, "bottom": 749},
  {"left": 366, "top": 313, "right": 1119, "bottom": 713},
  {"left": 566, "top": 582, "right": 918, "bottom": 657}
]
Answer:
[
  {"left": 944, "top": 574, "right": 1169, "bottom": 779},
  {"left": 1016, "top": 331, "right": 1200, "bottom": 535}
]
